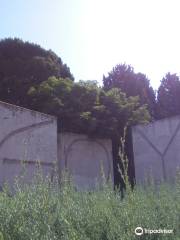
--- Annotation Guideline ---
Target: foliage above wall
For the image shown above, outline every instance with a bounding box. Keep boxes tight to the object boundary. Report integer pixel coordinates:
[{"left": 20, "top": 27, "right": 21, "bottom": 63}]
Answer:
[
  {"left": 1, "top": 38, "right": 180, "bottom": 129},
  {"left": 28, "top": 77, "right": 150, "bottom": 137},
  {"left": 0, "top": 38, "right": 74, "bottom": 108},
  {"left": 103, "top": 64, "right": 156, "bottom": 119},
  {"left": 156, "top": 72, "right": 180, "bottom": 119},
  {"left": 0, "top": 38, "right": 150, "bottom": 139}
]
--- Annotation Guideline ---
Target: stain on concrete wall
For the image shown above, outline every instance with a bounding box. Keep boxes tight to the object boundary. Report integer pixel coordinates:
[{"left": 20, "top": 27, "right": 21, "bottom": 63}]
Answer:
[
  {"left": 0, "top": 101, "right": 57, "bottom": 188},
  {"left": 132, "top": 116, "right": 180, "bottom": 184},
  {"left": 58, "top": 132, "right": 113, "bottom": 190}
]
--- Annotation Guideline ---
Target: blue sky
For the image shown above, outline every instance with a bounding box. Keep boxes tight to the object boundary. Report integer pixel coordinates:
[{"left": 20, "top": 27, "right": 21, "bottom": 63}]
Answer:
[{"left": 1, "top": 0, "right": 180, "bottom": 90}]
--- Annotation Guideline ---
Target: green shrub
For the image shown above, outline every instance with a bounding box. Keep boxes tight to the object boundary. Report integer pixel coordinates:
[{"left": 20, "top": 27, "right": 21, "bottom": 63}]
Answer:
[
  {"left": 0, "top": 231, "right": 4, "bottom": 240},
  {"left": 0, "top": 170, "right": 179, "bottom": 240}
]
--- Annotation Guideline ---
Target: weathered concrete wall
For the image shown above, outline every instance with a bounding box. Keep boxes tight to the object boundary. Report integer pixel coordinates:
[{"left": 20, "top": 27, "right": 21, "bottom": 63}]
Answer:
[
  {"left": 0, "top": 101, "right": 113, "bottom": 190},
  {"left": 132, "top": 116, "right": 180, "bottom": 184},
  {"left": 0, "top": 101, "right": 57, "bottom": 188},
  {"left": 58, "top": 132, "right": 113, "bottom": 190}
]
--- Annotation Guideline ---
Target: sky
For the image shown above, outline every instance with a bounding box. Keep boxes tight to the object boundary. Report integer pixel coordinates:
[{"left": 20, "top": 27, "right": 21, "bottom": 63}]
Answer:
[{"left": 1, "top": 0, "right": 180, "bottom": 90}]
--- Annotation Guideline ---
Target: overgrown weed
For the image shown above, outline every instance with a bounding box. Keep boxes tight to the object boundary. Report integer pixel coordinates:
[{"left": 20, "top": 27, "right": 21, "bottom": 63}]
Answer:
[{"left": 0, "top": 166, "right": 179, "bottom": 239}]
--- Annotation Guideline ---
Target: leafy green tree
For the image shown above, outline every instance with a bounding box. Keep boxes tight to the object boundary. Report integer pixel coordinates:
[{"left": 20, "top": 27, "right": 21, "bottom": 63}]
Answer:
[
  {"left": 103, "top": 63, "right": 156, "bottom": 118},
  {"left": 156, "top": 72, "right": 180, "bottom": 119},
  {"left": 29, "top": 77, "right": 150, "bottom": 134},
  {"left": 29, "top": 78, "right": 98, "bottom": 132},
  {"left": 0, "top": 38, "right": 74, "bottom": 108},
  {"left": 103, "top": 64, "right": 154, "bottom": 187}
]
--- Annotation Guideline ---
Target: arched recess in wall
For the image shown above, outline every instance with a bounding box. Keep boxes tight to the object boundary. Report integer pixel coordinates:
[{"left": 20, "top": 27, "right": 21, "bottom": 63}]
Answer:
[{"left": 64, "top": 138, "right": 112, "bottom": 180}]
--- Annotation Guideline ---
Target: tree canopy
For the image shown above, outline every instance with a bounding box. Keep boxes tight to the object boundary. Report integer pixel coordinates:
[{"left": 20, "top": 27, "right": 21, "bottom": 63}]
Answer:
[
  {"left": 156, "top": 72, "right": 180, "bottom": 119},
  {"left": 0, "top": 38, "right": 150, "bottom": 137},
  {"left": 0, "top": 38, "right": 74, "bottom": 108},
  {"left": 29, "top": 77, "right": 150, "bottom": 137},
  {"left": 103, "top": 64, "right": 156, "bottom": 118}
]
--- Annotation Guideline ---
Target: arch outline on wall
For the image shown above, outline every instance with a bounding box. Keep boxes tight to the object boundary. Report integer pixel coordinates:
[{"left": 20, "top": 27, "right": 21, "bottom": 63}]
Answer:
[{"left": 64, "top": 138, "right": 112, "bottom": 178}]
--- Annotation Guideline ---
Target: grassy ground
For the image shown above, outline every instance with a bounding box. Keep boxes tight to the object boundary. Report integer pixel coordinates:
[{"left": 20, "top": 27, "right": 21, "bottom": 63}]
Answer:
[{"left": 0, "top": 171, "right": 179, "bottom": 240}]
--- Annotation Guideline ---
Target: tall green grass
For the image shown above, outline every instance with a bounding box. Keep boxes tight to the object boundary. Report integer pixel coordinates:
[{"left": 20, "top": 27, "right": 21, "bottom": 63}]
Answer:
[{"left": 0, "top": 170, "right": 179, "bottom": 240}]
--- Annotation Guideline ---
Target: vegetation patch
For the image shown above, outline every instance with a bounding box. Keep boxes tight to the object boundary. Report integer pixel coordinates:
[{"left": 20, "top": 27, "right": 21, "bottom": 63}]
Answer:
[{"left": 0, "top": 172, "right": 179, "bottom": 240}]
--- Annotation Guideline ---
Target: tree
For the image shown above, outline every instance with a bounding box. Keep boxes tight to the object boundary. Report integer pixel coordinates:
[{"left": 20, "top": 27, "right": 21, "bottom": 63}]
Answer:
[
  {"left": 103, "top": 64, "right": 156, "bottom": 118},
  {"left": 156, "top": 72, "right": 180, "bottom": 119},
  {"left": 28, "top": 77, "right": 150, "bottom": 134},
  {"left": 28, "top": 78, "right": 100, "bottom": 132},
  {"left": 103, "top": 63, "right": 155, "bottom": 187},
  {"left": 0, "top": 38, "right": 74, "bottom": 108}
]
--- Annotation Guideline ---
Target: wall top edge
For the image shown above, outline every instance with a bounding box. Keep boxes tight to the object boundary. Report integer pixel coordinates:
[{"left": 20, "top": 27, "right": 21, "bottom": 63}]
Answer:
[
  {"left": 132, "top": 114, "right": 180, "bottom": 130},
  {"left": 0, "top": 100, "right": 57, "bottom": 120}
]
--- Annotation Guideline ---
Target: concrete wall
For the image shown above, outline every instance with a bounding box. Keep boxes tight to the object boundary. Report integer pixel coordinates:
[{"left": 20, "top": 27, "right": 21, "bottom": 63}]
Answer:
[
  {"left": 132, "top": 116, "right": 180, "bottom": 184},
  {"left": 58, "top": 132, "right": 113, "bottom": 190},
  {"left": 0, "top": 101, "right": 113, "bottom": 190},
  {"left": 0, "top": 101, "right": 57, "bottom": 188}
]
